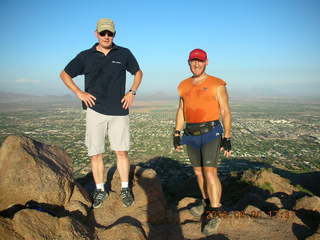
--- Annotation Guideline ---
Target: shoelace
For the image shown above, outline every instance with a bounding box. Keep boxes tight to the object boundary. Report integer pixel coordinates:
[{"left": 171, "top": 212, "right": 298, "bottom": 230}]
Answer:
[
  {"left": 95, "top": 191, "right": 105, "bottom": 200},
  {"left": 120, "top": 189, "right": 130, "bottom": 199}
]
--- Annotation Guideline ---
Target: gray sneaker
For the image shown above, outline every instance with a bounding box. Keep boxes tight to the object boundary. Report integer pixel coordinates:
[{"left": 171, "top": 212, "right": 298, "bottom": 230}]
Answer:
[
  {"left": 92, "top": 189, "right": 108, "bottom": 208},
  {"left": 202, "top": 207, "right": 224, "bottom": 236},
  {"left": 120, "top": 188, "right": 134, "bottom": 207},
  {"left": 202, "top": 217, "right": 221, "bottom": 236},
  {"left": 189, "top": 199, "right": 205, "bottom": 217}
]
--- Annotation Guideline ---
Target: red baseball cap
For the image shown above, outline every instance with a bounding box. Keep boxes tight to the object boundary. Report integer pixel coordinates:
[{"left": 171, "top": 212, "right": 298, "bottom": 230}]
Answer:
[{"left": 188, "top": 48, "right": 207, "bottom": 61}]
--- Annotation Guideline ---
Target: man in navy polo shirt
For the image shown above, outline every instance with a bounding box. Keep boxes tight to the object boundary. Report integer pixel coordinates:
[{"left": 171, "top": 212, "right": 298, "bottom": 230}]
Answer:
[{"left": 60, "top": 18, "right": 143, "bottom": 208}]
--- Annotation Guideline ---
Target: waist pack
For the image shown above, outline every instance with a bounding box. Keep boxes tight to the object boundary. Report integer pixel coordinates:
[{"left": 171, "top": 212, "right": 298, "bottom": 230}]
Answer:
[
  {"left": 184, "top": 120, "right": 220, "bottom": 136},
  {"left": 180, "top": 121, "right": 223, "bottom": 149}
]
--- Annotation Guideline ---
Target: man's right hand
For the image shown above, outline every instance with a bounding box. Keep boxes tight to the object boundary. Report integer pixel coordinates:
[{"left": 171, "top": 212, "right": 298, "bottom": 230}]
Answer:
[{"left": 76, "top": 91, "right": 96, "bottom": 108}]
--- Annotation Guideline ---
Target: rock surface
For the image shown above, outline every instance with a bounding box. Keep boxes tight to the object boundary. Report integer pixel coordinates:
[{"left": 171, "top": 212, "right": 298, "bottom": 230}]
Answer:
[
  {"left": 294, "top": 196, "right": 320, "bottom": 212},
  {"left": 241, "top": 168, "right": 297, "bottom": 194},
  {"left": 0, "top": 216, "right": 24, "bottom": 240},
  {"left": 97, "top": 223, "right": 147, "bottom": 240},
  {"left": 12, "top": 209, "right": 92, "bottom": 240},
  {"left": 93, "top": 166, "right": 167, "bottom": 233},
  {"left": 0, "top": 135, "right": 319, "bottom": 240}
]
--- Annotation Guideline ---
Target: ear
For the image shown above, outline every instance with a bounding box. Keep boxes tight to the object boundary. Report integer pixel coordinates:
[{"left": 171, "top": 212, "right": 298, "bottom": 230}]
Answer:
[
  {"left": 94, "top": 30, "right": 99, "bottom": 38},
  {"left": 205, "top": 59, "right": 208, "bottom": 65},
  {"left": 113, "top": 31, "right": 116, "bottom": 38}
]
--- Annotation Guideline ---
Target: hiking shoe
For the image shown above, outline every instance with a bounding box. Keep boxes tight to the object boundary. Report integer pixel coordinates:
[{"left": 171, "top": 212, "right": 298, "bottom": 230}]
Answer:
[
  {"left": 202, "top": 216, "right": 221, "bottom": 236},
  {"left": 202, "top": 207, "right": 224, "bottom": 236},
  {"left": 120, "top": 188, "right": 134, "bottom": 207},
  {"left": 92, "top": 189, "right": 108, "bottom": 208},
  {"left": 189, "top": 199, "right": 205, "bottom": 217}
]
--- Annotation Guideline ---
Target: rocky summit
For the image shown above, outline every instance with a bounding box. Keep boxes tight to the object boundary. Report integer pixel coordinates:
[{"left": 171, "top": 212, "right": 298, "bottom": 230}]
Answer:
[{"left": 0, "top": 135, "right": 319, "bottom": 240}]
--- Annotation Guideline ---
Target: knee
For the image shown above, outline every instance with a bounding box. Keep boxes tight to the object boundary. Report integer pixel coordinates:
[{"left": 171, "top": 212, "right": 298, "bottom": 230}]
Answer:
[
  {"left": 194, "top": 168, "right": 204, "bottom": 178},
  {"left": 115, "top": 151, "right": 128, "bottom": 159},
  {"left": 203, "top": 167, "right": 218, "bottom": 180},
  {"left": 91, "top": 154, "right": 102, "bottom": 162}
]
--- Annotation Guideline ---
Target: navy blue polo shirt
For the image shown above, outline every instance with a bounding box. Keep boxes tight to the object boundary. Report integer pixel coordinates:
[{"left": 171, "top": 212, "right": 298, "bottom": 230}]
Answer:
[{"left": 64, "top": 43, "right": 140, "bottom": 115}]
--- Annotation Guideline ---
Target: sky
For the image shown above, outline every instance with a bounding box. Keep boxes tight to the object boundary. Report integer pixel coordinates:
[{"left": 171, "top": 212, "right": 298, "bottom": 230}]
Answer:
[{"left": 0, "top": 0, "right": 319, "bottom": 98}]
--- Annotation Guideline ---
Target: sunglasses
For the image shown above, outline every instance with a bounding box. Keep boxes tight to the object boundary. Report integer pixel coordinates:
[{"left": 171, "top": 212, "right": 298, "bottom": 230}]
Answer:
[{"left": 99, "top": 30, "right": 114, "bottom": 37}]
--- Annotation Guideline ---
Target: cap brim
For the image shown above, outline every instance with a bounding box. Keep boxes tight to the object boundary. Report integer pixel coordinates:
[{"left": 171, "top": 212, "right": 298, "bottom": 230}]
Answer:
[{"left": 189, "top": 57, "right": 206, "bottom": 61}]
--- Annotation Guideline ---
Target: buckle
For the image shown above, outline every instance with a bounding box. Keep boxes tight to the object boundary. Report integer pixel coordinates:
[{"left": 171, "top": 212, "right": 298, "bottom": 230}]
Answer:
[{"left": 193, "top": 131, "right": 201, "bottom": 136}]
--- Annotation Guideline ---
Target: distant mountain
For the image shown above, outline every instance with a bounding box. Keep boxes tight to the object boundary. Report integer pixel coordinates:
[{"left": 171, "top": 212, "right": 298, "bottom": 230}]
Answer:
[
  {"left": 0, "top": 92, "right": 76, "bottom": 103},
  {"left": 0, "top": 91, "right": 319, "bottom": 104}
]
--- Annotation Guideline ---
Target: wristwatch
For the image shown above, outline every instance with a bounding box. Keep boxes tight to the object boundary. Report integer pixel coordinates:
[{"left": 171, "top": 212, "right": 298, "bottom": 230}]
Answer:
[{"left": 129, "top": 89, "right": 136, "bottom": 95}]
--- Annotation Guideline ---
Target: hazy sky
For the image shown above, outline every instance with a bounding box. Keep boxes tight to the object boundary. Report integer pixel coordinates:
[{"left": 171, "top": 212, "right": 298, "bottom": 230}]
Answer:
[{"left": 0, "top": 0, "right": 319, "bottom": 97}]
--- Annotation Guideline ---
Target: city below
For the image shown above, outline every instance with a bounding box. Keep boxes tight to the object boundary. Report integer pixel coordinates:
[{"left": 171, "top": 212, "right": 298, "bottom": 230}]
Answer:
[{"left": 0, "top": 94, "right": 319, "bottom": 178}]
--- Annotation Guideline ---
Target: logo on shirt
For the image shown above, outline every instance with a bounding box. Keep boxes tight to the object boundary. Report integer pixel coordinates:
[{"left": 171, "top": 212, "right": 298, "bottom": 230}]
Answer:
[{"left": 112, "top": 61, "right": 122, "bottom": 65}]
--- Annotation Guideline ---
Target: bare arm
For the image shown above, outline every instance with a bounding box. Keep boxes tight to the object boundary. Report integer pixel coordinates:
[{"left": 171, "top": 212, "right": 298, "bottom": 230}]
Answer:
[
  {"left": 121, "top": 70, "right": 143, "bottom": 109},
  {"left": 175, "top": 97, "right": 185, "bottom": 132},
  {"left": 217, "top": 86, "right": 232, "bottom": 138},
  {"left": 217, "top": 86, "right": 232, "bottom": 157},
  {"left": 60, "top": 70, "right": 96, "bottom": 107},
  {"left": 174, "top": 98, "right": 185, "bottom": 151}
]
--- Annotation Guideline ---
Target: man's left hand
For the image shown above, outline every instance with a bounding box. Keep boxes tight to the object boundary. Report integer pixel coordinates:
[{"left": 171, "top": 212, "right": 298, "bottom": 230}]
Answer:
[
  {"left": 220, "top": 137, "right": 232, "bottom": 157},
  {"left": 121, "top": 92, "right": 135, "bottom": 109}
]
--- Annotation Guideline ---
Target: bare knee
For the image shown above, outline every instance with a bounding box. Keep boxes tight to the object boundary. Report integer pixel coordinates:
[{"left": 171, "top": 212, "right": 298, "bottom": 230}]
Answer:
[
  {"left": 203, "top": 167, "right": 219, "bottom": 181},
  {"left": 91, "top": 154, "right": 102, "bottom": 162},
  {"left": 193, "top": 167, "right": 204, "bottom": 178},
  {"left": 115, "top": 151, "right": 128, "bottom": 159}
]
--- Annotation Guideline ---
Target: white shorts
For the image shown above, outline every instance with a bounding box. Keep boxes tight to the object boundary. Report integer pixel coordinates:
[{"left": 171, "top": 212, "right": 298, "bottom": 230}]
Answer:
[{"left": 85, "top": 108, "right": 130, "bottom": 156}]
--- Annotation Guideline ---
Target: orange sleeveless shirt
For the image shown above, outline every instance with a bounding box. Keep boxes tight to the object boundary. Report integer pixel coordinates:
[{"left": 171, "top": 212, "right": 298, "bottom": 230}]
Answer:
[{"left": 178, "top": 75, "right": 226, "bottom": 123}]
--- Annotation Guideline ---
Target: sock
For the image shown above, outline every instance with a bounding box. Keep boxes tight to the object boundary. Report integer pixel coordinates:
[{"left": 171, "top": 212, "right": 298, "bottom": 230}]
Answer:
[
  {"left": 121, "top": 182, "right": 129, "bottom": 189},
  {"left": 96, "top": 183, "right": 105, "bottom": 191},
  {"left": 208, "top": 204, "right": 223, "bottom": 212}
]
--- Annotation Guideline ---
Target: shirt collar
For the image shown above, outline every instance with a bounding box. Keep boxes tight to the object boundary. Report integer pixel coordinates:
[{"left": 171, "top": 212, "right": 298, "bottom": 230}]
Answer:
[{"left": 90, "top": 42, "right": 119, "bottom": 52}]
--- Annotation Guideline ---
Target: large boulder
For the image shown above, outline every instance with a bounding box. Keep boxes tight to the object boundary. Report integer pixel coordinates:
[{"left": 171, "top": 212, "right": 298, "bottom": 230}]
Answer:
[{"left": 0, "top": 135, "right": 90, "bottom": 211}]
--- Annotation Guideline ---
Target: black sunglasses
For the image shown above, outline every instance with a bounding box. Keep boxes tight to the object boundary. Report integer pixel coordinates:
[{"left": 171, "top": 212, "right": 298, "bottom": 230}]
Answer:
[{"left": 99, "top": 30, "right": 114, "bottom": 37}]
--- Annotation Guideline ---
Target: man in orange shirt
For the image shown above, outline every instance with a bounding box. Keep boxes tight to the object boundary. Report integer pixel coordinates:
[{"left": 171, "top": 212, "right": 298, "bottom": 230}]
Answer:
[{"left": 174, "top": 49, "right": 232, "bottom": 235}]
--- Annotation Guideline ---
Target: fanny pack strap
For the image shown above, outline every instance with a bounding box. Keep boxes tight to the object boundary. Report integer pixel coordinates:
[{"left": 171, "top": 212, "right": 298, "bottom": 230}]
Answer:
[{"left": 184, "top": 121, "right": 220, "bottom": 136}]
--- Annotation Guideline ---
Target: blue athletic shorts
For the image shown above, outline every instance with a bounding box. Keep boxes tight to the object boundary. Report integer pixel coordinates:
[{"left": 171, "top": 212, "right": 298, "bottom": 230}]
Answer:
[
  {"left": 180, "top": 121, "right": 223, "bottom": 149},
  {"left": 181, "top": 122, "right": 223, "bottom": 167}
]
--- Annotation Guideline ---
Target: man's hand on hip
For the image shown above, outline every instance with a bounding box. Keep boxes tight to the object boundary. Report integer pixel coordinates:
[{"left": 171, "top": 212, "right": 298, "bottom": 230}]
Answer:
[
  {"left": 121, "top": 92, "right": 135, "bottom": 109},
  {"left": 220, "top": 137, "right": 232, "bottom": 157},
  {"left": 76, "top": 91, "right": 96, "bottom": 108}
]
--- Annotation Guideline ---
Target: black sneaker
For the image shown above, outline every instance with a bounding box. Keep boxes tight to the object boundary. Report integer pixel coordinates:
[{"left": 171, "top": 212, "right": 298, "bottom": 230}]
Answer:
[
  {"left": 92, "top": 189, "right": 108, "bottom": 208},
  {"left": 120, "top": 188, "right": 134, "bottom": 207}
]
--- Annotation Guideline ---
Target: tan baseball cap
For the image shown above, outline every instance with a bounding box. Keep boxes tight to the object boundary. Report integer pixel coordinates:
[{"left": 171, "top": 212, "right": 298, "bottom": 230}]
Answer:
[{"left": 96, "top": 18, "right": 115, "bottom": 33}]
